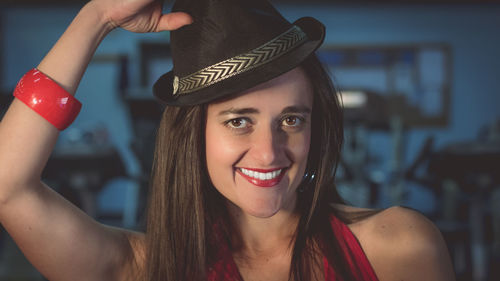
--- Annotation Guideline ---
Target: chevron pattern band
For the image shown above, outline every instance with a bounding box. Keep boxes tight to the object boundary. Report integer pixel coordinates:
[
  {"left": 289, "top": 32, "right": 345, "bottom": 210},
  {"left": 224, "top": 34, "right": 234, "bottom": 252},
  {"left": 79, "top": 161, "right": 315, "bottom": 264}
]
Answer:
[{"left": 173, "top": 26, "right": 307, "bottom": 96}]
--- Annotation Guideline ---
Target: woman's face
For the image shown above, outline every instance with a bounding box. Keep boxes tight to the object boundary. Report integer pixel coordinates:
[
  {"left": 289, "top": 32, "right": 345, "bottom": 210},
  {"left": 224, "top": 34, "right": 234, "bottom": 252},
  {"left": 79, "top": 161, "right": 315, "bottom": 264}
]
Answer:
[{"left": 205, "top": 67, "right": 313, "bottom": 218}]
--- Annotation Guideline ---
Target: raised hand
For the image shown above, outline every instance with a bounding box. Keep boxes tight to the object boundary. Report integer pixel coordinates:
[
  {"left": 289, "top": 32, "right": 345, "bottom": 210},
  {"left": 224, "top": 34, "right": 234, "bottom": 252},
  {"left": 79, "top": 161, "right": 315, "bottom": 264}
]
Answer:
[{"left": 91, "top": 0, "right": 193, "bottom": 33}]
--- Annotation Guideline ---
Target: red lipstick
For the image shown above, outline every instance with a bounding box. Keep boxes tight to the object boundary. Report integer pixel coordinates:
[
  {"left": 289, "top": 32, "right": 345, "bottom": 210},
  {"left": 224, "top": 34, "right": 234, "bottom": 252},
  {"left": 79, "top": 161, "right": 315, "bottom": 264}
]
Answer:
[{"left": 236, "top": 167, "right": 286, "bottom": 188}]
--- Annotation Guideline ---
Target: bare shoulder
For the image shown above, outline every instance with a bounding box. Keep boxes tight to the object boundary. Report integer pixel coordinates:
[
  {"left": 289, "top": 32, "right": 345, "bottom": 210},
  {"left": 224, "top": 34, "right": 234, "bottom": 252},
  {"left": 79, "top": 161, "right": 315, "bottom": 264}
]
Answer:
[
  {"left": 117, "top": 230, "right": 146, "bottom": 281},
  {"left": 127, "top": 230, "right": 146, "bottom": 265},
  {"left": 339, "top": 206, "right": 456, "bottom": 281}
]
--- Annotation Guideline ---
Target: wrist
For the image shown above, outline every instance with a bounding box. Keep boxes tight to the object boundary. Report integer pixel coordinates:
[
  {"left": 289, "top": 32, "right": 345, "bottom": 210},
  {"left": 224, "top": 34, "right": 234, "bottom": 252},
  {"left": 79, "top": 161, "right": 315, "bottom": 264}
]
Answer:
[{"left": 81, "top": 0, "right": 116, "bottom": 35}]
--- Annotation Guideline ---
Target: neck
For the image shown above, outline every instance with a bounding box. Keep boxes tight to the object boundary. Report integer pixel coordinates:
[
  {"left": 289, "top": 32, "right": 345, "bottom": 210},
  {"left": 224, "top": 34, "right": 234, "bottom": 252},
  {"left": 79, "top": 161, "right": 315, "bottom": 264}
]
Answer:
[{"left": 227, "top": 201, "right": 300, "bottom": 259}]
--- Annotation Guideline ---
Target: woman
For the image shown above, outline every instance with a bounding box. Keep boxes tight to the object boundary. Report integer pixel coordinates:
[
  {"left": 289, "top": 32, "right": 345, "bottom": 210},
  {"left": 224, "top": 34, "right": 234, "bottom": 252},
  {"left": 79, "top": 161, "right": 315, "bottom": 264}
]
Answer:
[{"left": 0, "top": 0, "right": 455, "bottom": 280}]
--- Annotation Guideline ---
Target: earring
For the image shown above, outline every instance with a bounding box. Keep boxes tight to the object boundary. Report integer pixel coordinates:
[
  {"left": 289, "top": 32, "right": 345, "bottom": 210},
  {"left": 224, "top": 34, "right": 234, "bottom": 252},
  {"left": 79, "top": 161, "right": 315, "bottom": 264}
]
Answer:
[{"left": 298, "top": 171, "right": 316, "bottom": 192}]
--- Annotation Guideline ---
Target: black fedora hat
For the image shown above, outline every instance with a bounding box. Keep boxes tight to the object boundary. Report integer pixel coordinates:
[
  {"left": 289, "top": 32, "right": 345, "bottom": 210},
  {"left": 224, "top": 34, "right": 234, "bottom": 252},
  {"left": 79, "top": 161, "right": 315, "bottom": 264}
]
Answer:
[{"left": 153, "top": 0, "right": 325, "bottom": 106}]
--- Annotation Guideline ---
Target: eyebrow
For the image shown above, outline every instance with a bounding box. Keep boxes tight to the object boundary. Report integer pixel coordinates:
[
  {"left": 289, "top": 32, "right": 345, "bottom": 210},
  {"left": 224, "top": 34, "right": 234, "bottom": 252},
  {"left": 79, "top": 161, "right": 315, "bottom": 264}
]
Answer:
[
  {"left": 217, "top": 105, "right": 311, "bottom": 116},
  {"left": 282, "top": 105, "right": 311, "bottom": 115},
  {"left": 218, "top": 107, "right": 259, "bottom": 116}
]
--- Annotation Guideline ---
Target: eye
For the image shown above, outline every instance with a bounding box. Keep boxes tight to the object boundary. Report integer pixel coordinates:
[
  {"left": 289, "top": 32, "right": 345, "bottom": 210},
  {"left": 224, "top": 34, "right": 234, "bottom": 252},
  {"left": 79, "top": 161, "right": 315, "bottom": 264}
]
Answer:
[
  {"left": 225, "top": 117, "right": 251, "bottom": 130},
  {"left": 281, "top": 116, "right": 303, "bottom": 127}
]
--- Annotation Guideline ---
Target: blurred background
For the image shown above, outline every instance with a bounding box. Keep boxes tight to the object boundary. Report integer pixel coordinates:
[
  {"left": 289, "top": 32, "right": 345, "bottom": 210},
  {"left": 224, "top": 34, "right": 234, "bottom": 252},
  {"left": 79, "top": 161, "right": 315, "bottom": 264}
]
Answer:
[{"left": 0, "top": 0, "right": 499, "bottom": 280}]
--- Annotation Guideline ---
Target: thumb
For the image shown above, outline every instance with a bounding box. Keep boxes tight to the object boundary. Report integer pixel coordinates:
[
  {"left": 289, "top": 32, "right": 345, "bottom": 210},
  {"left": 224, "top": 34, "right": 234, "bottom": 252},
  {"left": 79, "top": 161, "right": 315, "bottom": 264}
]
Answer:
[{"left": 156, "top": 12, "right": 193, "bottom": 32}]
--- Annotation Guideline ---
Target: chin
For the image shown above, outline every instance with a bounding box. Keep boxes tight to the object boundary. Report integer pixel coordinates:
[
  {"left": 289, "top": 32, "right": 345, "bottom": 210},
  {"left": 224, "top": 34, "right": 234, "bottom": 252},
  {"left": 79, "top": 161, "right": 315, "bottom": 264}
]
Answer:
[
  {"left": 244, "top": 206, "right": 281, "bottom": 218},
  {"left": 236, "top": 198, "right": 284, "bottom": 218}
]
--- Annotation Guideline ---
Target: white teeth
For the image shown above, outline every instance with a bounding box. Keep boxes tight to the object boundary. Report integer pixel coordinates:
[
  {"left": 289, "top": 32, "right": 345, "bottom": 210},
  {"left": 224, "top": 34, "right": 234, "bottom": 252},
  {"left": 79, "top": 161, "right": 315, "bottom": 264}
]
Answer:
[{"left": 240, "top": 168, "right": 282, "bottom": 180}]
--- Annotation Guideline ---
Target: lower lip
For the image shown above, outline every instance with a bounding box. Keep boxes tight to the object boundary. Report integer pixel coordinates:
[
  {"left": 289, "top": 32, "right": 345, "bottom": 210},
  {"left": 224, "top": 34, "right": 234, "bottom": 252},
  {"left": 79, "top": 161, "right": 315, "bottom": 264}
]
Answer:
[{"left": 236, "top": 168, "right": 287, "bottom": 188}]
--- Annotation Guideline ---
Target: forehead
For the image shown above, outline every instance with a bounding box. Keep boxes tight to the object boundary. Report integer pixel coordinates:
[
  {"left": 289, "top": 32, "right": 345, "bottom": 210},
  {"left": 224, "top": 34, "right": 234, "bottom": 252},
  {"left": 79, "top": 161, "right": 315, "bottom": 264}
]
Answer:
[{"left": 207, "top": 67, "right": 313, "bottom": 115}]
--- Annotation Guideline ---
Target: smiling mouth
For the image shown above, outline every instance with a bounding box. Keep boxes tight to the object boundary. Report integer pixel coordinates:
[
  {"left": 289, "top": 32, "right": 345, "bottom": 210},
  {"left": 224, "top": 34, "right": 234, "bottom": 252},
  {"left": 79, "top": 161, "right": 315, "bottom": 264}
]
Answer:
[{"left": 236, "top": 167, "right": 287, "bottom": 187}]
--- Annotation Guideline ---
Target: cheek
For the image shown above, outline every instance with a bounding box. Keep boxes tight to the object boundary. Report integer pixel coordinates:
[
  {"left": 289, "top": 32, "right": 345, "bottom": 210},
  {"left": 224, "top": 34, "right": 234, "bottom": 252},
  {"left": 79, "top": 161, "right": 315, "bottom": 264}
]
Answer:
[
  {"left": 290, "top": 129, "right": 311, "bottom": 165},
  {"left": 206, "top": 131, "right": 241, "bottom": 165},
  {"left": 205, "top": 125, "right": 244, "bottom": 185}
]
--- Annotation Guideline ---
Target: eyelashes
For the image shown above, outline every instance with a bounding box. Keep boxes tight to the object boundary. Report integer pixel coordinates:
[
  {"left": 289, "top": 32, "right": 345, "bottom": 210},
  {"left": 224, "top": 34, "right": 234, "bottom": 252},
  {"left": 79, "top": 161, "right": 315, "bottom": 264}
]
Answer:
[
  {"left": 224, "top": 117, "right": 251, "bottom": 130},
  {"left": 223, "top": 115, "right": 307, "bottom": 133},
  {"left": 281, "top": 116, "right": 304, "bottom": 127}
]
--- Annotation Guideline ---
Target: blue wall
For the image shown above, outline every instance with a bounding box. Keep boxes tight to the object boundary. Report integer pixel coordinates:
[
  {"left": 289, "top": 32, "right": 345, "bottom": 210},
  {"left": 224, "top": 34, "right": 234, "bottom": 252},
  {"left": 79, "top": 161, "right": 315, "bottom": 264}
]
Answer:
[{"left": 2, "top": 3, "right": 499, "bottom": 214}]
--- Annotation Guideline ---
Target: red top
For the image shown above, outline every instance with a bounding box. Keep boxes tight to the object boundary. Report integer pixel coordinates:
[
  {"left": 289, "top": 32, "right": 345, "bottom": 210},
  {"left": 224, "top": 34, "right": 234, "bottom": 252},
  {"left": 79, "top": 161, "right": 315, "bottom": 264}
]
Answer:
[
  {"left": 323, "top": 215, "right": 379, "bottom": 281},
  {"left": 207, "top": 215, "right": 379, "bottom": 281}
]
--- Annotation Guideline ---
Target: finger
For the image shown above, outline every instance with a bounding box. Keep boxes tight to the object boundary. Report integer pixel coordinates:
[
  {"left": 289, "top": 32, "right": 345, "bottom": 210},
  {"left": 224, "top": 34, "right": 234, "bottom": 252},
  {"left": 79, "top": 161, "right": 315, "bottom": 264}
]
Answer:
[{"left": 156, "top": 12, "right": 193, "bottom": 31}]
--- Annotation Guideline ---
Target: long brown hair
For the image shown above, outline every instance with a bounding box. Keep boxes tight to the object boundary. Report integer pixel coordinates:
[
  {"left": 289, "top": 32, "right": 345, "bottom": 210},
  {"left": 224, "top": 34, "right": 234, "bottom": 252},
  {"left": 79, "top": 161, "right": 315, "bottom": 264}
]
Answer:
[{"left": 144, "top": 54, "right": 363, "bottom": 280}]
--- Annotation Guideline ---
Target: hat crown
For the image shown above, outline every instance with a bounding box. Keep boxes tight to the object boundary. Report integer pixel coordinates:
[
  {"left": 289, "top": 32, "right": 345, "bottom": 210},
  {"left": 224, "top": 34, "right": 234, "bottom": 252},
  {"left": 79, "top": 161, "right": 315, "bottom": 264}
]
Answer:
[
  {"left": 171, "top": 0, "right": 292, "bottom": 78},
  {"left": 153, "top": 0, "right": 325, "bottom": 105}
]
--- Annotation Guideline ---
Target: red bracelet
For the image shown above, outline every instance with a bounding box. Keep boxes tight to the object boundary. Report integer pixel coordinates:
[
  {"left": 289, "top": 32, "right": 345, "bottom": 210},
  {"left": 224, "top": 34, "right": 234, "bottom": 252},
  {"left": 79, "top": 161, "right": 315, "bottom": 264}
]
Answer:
[{"left": 13, "top": 68, "right": 82, "bottom": 131}]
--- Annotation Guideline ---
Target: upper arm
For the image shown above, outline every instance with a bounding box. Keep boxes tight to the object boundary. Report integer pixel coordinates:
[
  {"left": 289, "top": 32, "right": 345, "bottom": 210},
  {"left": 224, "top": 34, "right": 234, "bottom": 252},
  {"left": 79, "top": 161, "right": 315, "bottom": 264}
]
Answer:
[
  {"left": 0, "top": 181, "right": 143, "bottom": 281},
  {"left": 365, "top": 206, "right": 456, "bottom": 281}
]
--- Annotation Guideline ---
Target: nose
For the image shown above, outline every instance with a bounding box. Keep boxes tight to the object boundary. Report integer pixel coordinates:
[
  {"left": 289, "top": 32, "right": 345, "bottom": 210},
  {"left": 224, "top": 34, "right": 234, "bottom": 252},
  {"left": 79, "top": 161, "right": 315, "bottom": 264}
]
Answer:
[{"left": 249, "top": 125, "right": 286, "bottom": 166}]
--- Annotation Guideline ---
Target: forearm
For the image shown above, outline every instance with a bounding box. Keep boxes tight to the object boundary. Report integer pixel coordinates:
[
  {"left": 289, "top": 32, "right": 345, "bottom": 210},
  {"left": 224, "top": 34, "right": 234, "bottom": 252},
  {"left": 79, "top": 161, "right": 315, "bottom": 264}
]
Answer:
[
  {"left": 0, "top": 2, "right": 113, "bottom": 200},
  {"left": 37, "top": 1, "right": 113, "bottom": 94}
]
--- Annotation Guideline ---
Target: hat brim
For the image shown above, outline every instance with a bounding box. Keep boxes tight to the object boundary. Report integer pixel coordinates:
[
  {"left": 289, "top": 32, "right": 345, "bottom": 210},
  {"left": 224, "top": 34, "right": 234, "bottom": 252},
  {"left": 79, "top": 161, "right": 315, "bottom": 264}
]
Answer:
[{"left": 153, "top": 17, "right": 325, "bottom": 106}]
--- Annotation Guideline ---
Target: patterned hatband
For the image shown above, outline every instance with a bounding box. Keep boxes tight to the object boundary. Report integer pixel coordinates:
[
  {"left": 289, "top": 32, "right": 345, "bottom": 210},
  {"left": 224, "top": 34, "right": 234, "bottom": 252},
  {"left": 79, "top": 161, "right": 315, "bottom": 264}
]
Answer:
[{"left": 173, "top": 25, "right": 308, "bottom": 96}]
